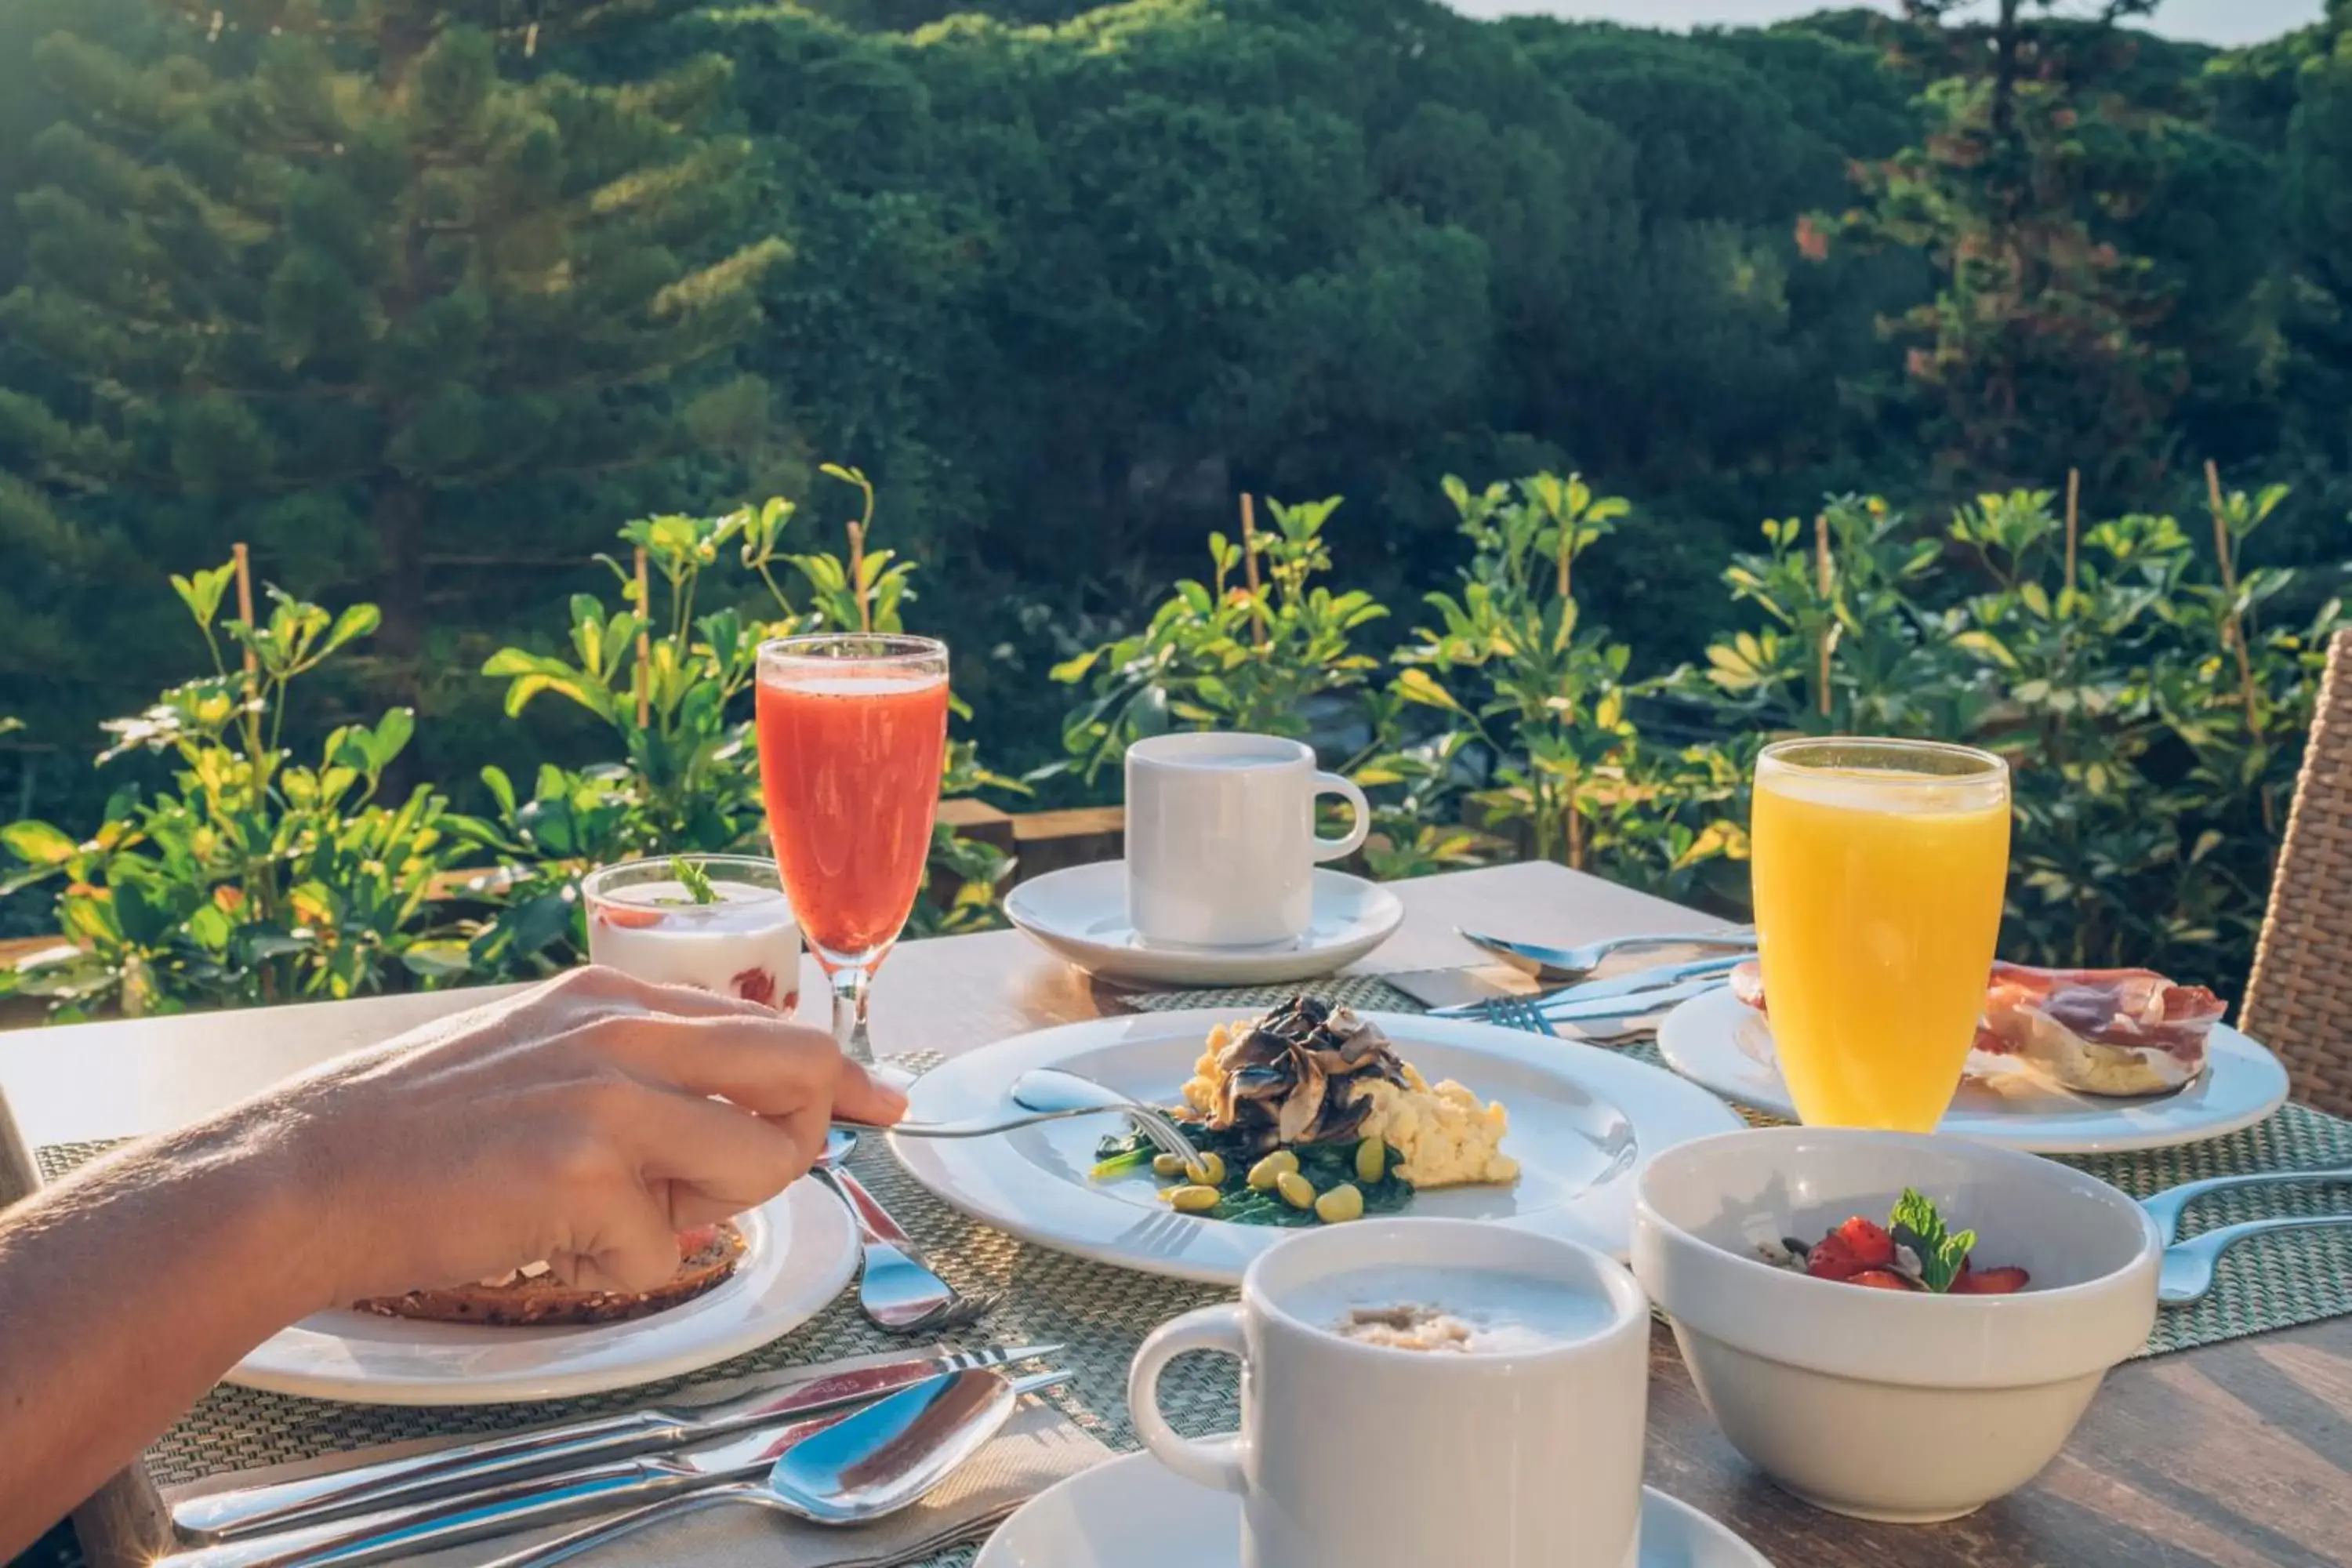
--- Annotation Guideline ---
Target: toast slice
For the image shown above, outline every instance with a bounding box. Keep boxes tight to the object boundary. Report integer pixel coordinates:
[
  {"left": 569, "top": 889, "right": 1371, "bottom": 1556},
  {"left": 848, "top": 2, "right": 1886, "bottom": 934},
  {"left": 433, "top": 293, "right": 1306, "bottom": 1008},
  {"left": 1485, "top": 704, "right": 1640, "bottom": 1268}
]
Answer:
[{"left": 350, "top": 1221, "right": 748, "bottom": 1327}]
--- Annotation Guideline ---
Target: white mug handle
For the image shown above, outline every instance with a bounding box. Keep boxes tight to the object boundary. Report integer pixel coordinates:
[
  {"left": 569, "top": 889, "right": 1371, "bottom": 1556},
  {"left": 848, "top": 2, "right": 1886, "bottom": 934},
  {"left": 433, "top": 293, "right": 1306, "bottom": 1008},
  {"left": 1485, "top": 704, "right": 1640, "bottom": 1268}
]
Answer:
[
  {"left": 1127, "top": 1303, "right": 1250, "bottom": 1494},
  {"left": 1312, "top": 771, "right": 1371, "bottom": 861}
]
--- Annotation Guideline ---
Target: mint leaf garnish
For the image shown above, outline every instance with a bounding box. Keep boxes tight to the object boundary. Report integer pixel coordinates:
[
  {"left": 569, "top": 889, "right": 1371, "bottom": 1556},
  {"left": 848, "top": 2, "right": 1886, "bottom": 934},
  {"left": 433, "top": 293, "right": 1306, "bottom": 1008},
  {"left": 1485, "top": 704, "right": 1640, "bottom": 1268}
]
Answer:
[
  {"left": 669, "top": 855, "right": 718, "bottom": 906},
  {"left": 1889, "top": 1187, "right": 1973, "bottom": 1293}
]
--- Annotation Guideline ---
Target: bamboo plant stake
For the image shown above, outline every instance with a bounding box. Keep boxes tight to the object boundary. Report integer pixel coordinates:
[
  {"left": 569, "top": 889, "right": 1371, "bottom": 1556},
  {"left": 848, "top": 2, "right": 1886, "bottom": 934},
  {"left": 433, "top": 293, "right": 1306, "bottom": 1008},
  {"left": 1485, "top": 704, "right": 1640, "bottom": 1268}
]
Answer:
[
  {"left": 633, "top": 546, "right": 652, "bottom": 729},
  {"left": 232, "top": 542, "right": 258, "bottom": 694},
  {"left": 2205, "top": 460, "right": 2273, "bottom": 833},
  {"left": 848, "top": 519, "right": 870, "bottom": 633},
  {"left": 1240, "top": 492, "right": 1268, "bottom": 648},
  {"left": 2063, "top": 467, "right": 2080, "bottom": 598},
  {"left": 1813, "top": 513, "right": 1833, "bottom": 720},
  {"left": 2204, "top": 460, "right": 2262, "bottom": 725}
]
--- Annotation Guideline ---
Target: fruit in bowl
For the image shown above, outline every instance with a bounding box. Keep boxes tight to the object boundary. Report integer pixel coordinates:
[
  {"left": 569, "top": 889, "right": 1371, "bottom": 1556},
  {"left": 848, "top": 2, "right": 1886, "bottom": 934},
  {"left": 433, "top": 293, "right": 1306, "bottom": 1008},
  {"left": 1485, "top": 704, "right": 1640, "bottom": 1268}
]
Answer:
[{"left": 1631, "top": 1127, "right": 2160, "bottom": 1523}]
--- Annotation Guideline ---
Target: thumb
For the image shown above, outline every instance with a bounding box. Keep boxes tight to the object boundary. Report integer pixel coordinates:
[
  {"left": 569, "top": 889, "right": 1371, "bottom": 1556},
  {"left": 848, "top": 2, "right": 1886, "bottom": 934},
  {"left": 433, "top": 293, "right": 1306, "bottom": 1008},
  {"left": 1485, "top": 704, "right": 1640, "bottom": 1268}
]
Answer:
[{"left": 833, "top": 1055, "right": 910, "bottom": 1127}]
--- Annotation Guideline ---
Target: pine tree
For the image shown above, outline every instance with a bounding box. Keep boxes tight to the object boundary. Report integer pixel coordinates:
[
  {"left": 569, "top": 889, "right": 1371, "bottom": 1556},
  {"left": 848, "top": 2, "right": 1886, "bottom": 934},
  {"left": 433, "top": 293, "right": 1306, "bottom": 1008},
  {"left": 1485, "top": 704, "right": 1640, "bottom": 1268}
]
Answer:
[
  {"left": 0, "top": 0, "right": 784, "bottom": 688},
  {"left": 1834, "top": 2, "right": 2183, "bottom": 497}
]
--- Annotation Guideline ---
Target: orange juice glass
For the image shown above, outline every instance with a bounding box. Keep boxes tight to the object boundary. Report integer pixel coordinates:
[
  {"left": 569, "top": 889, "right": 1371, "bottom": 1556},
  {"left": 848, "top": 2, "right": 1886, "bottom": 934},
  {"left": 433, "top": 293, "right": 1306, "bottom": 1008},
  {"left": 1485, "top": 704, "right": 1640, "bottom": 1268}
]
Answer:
[
  {"left": 1750, "top": 737, "right": 2010, "bottom": 1131},
  {"left": 757, "top": 633, "right": 949, "bottom": 1062}
]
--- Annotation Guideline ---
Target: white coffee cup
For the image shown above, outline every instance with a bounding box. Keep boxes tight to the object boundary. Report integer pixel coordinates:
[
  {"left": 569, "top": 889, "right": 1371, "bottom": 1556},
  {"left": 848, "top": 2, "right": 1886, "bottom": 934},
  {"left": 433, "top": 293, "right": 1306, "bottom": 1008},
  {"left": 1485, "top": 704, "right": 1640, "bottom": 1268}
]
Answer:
[
  {"left": 1123, "top": 731, "right": 1370, "bottom": 948},
  {"left": 1128, "top": 1218, "right": 1650, "bottom": 1568}
]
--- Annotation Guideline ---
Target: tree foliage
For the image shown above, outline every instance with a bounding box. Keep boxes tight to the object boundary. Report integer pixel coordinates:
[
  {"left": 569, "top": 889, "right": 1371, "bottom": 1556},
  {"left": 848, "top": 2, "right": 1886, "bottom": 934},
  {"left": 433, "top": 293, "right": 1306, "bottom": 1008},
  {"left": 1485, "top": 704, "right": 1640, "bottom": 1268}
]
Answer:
[
  {"left": 0, "top": 0, "right": 786, "bottom": 734},
  {"left": 0, "top": 0, "right": 2346, "bottom": 840}
]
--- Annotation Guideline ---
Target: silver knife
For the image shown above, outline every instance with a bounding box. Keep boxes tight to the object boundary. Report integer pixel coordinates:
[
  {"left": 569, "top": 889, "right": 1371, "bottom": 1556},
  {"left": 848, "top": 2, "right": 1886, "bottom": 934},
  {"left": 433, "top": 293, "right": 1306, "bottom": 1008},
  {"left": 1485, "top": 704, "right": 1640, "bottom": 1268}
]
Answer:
[
  {"left": 162, "top": 1369, "right": 1071, "bottom": 1568},
  {"left": 1528, "top": 975, "right": 1727, "bottom": 1020},
  {"left": 175, "top": 1342, "right": 1060, "bottom": 1541}
]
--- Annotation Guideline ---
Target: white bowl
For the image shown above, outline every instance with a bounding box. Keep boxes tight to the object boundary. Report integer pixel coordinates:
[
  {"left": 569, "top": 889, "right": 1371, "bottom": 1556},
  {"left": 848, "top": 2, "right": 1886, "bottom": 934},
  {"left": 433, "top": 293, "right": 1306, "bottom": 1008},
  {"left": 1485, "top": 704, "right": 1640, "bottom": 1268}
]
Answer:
[{"left": 1631, "top": 1127, "right": 2160, "bottom": 1523}]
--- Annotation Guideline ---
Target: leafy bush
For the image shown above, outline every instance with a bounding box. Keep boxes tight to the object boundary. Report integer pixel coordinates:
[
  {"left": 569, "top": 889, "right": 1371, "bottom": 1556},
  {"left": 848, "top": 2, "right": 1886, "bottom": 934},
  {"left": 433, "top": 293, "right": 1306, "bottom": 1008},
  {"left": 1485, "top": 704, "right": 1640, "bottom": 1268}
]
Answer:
[
  {"left": 0, "top": 477, "right": 1020, "bottom": 1018},
  {"left": 1049, "top": 498, "right": 1388, "bottom": 784},
  {"left": 0, "top": 568, "right": 473, "bottom": 1017},
  {"left": 467, "top": 475, "right": 1018, "bottom": 977},
  {"left": 1067, "top": 471, "right": 2344, "bottom": 991}
]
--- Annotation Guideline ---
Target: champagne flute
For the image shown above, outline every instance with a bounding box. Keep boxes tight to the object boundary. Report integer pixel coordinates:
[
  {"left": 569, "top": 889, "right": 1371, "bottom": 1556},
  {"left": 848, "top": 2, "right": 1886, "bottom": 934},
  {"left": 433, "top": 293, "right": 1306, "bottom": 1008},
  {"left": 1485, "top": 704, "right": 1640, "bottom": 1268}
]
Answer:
[
  {"left": 754, "top": 634, "right": 950, "bottom": 1062},
  {"left": 1749, "top": 736, "right": 2011, "bottom": 1131}
]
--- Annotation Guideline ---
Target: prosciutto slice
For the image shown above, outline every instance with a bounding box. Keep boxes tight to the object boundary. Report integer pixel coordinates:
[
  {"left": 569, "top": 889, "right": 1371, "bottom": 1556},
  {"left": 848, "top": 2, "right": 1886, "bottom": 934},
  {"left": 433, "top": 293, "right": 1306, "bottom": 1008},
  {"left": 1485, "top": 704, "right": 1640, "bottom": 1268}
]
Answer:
[
  {"left": 1727, "top": 960, "right": 2223, "bottom": 1095},
  {"left": 1974, "top": 964, "right": 2224, "bottom": 1068}
]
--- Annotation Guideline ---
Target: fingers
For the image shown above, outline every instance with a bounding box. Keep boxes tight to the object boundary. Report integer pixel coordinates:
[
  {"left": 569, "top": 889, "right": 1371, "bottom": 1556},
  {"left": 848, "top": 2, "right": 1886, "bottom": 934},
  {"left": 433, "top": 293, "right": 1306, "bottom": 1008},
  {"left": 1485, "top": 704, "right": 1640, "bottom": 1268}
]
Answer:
[
  {"left": 624, "top": 1089, "right": 822, "bottom": 1218},
  {"left": 561, "top": 1009, "right": 852, "bottom": 1117},
  {"left": 554, "top": 1200, "right": 693, "bottom": 1296},
  {"left": 832, "top": 1054, "right": 910, "bottom": 1127}
]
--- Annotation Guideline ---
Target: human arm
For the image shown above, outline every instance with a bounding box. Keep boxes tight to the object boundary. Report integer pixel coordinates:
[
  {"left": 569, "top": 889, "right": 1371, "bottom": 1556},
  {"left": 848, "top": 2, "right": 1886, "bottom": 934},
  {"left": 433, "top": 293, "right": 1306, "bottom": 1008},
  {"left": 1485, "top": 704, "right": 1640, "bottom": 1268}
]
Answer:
[{"left": 0, "top": 967, "right": 901, "bottom": 1555}]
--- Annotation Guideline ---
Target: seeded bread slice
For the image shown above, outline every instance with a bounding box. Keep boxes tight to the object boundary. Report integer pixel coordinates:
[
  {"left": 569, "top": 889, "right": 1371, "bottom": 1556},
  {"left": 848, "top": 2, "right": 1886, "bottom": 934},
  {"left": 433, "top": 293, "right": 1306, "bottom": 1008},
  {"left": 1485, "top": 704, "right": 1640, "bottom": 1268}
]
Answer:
[{"left": 350, "top": 1222, "right": 747, "bottom": 1327}]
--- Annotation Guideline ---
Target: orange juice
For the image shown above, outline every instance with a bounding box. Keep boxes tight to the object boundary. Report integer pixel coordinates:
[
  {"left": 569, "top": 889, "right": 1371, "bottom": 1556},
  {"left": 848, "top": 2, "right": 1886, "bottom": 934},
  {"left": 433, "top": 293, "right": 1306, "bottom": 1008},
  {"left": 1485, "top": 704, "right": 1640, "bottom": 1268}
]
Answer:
[{"left": 1750, "top": 740, "right": 2010, "bottom": 1131}]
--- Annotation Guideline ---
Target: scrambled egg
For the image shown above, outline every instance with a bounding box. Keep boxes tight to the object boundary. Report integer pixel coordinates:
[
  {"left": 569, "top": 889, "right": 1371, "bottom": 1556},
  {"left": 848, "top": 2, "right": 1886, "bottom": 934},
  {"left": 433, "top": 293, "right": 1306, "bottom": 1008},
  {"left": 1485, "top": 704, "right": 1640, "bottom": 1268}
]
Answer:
[
  {"left": 1176, "top": 1022, "right": 1244, "bottom": 1121},
  {"left": 1178, "top": 1024, "right": 1519, "bottom": 1189},
  {"left": 1352, "top": 1065, "right": 1520, "bottom": 1189}
]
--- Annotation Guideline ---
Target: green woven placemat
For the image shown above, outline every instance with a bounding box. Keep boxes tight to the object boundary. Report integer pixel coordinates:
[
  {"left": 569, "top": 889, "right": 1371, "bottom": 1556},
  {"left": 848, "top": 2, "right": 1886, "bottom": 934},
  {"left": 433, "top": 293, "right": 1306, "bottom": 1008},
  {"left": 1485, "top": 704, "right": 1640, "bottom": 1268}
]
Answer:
[{"left": 1123, "top": 980, "right": 2352, "bottom": 1359}]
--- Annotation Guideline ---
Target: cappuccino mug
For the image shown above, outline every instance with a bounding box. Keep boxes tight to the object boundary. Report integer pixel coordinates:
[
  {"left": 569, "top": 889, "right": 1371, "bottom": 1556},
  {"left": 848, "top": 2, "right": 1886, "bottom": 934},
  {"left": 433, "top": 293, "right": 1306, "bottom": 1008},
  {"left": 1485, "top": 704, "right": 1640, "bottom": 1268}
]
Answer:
[
  {"left": 1123, "top": 732, "right": 1370, "bottom": 948},
  {"left": 1129, "top": 1219, "right": 1650, "bottom": 1568}
]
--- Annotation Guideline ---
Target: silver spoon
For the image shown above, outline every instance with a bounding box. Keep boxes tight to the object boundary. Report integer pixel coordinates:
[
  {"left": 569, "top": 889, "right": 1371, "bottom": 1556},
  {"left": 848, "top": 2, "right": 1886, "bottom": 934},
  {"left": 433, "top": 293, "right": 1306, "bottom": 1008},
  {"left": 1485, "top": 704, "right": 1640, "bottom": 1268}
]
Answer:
[
  {"left": 474, "top": 1366, "right": 1048, "bottom": 1568},
  {"left": 815, "top": 1130, "right": 995, "bottom": 1334},
  {"left": 1457, "top": 926, "right": 1755, "bottom": 984},
  {"left": 2160, "top": 1214, "right": 2352, "bottom": 1305}
]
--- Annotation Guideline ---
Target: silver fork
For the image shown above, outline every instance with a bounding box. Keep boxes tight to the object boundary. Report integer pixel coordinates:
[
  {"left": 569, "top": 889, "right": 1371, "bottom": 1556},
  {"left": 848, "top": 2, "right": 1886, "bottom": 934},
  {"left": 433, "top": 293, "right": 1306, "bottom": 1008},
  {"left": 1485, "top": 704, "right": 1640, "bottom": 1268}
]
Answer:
[
  {"left": 843, "top": 1104, "right": 1204, "bottom": 1165},
  {"left": 1475, "top": 994, "right": 1657, "bottom": 1043},
  {"left": 815, "top": 1131, "right": 994, "bottom": 1334}
]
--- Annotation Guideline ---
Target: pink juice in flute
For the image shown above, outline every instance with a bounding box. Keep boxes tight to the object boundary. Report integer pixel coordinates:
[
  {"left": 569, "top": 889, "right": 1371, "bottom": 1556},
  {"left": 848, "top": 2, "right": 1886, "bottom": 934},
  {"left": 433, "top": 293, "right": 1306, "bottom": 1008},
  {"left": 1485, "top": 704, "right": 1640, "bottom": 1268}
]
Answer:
[{"left": 756, "top": 667, "right": 949, "bottom": 961}]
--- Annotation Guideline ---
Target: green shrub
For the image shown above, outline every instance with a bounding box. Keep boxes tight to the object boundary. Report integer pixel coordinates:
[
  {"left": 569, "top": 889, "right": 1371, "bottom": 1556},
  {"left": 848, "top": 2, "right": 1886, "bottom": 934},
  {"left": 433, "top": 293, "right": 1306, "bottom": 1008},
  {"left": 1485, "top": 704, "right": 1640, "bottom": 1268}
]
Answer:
[
  {"left": 1066, "top": 471, "right": 2344, "bottom": 991},
  {"left": 0, "top": 568, "right": 472, "bottom": 1017},
  {"left": 0, "top": 476, "right": 1021, "bottom": 1018},
  {"left": 465, "top": 475, "right": 1018, "bottom": 977},
  {"left": 1048, "top": 497, "right": 1389, "bottom": 785}
]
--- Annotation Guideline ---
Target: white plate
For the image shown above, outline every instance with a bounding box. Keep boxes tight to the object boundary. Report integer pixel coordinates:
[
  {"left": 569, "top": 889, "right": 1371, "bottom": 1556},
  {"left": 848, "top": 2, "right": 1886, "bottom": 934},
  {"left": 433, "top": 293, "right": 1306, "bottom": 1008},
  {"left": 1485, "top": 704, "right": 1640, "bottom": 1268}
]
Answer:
[
  {"left": 975, "top": 1449, "right": 1773, "bottom": 1567},
  {"left": 1655, "top": 985, "right": 2290, "bottom": 1155},
  {"left": 1004, "top": 862, "right": 1403, "bottom": 986},
  {"left": 890, "top": 1008, "right": 1743, "bottom": 1283},
  {"left": 229, "top": 1181, "right": 857, "bottom": 1404}
]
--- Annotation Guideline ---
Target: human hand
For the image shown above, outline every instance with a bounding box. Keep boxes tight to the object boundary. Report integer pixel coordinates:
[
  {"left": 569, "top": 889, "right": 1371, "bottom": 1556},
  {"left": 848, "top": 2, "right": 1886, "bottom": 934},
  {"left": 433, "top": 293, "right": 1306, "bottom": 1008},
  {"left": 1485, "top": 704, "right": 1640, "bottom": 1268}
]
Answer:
[{"left": 230, "top": 967, "right": 906, "bottom": 1307}]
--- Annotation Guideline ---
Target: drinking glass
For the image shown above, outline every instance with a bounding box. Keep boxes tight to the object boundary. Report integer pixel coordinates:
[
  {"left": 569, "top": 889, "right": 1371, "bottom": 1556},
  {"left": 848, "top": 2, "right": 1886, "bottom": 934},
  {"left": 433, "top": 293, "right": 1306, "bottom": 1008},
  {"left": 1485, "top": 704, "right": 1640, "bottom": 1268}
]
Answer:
[
  {"left": 579, "top": 854, "right": 802, "bottom": 1011},
  {"left": 1749, "top": 737, "right": 2011, "bottom": 1131},
  {"left": 754, "top": 633, "right": 950, "bottom": 1062}
]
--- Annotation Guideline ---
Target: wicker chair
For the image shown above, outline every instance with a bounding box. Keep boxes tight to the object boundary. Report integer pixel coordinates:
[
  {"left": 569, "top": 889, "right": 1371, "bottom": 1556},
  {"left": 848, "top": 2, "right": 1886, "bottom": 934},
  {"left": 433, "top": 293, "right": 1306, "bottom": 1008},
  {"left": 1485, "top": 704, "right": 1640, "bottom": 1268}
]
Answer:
[
  {"left": 0, "top": 1092, "right": 174, "bottom": 1568},
  {"left": 2242, "top": 628, "right": 2352, "bottom": 1120}
]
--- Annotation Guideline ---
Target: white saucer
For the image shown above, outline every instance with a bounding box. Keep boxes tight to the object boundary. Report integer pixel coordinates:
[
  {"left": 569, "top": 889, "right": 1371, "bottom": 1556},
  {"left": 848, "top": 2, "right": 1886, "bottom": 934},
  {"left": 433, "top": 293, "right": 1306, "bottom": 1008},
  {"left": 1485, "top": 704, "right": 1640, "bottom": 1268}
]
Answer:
[
  {"left": 1004, "top": 862, "right": 1403, "bottom": 985},
  {"left": 976, "top": 1449, "right": 1773, "bottom": 1567},
  {"left": 1656, "top": 984, "right": 2290, "bottom": 1155},
  {"left": 227, "top": 1181, "right": 856, "bottom": 1404}
]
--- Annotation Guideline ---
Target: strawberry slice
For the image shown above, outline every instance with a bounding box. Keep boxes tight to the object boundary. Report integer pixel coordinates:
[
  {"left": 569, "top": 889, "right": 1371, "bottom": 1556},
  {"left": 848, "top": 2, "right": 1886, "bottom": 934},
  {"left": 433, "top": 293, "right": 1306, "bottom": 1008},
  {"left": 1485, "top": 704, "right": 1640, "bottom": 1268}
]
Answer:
[
  {"left": 1845, "top": 1269, "right": 1918, "bottom": 1290},
  {"left": 1828, "top": 1216, "right": 1896, "bottom": 1270},
  {"left": 675, "top": 1225, "right": 721, "bottom": 1256},
  {"left": 595, "top": 902, "right": 663, "bottom": 930},
  {"left": 1951, "top": 1265, "right": 2031, "bottom": 1294},
  {"left": 1805, "top": 1232, "right": 1867, "bottom": 1280},
  {"left": 732, "top": 967, "right": 779, "bottom": 1007}
]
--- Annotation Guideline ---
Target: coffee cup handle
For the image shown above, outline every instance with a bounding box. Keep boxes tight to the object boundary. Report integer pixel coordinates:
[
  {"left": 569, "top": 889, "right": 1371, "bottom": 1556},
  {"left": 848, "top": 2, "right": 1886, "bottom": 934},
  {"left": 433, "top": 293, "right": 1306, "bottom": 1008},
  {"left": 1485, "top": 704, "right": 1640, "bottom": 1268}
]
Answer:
[
  {"left": 1127, "top": 1303, "right": 1250, "bottom": 1494},
  {"left": 1311, "top": 772, "right": 1371, "bottom": 861}
]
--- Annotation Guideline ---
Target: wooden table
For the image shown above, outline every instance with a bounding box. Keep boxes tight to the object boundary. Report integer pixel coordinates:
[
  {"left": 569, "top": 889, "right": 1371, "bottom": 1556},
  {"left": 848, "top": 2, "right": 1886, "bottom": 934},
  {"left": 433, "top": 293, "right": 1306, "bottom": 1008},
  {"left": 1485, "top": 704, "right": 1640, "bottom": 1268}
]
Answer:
[{"left": 5, "top": 862, "right": 2348, "bottom": 1567}]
